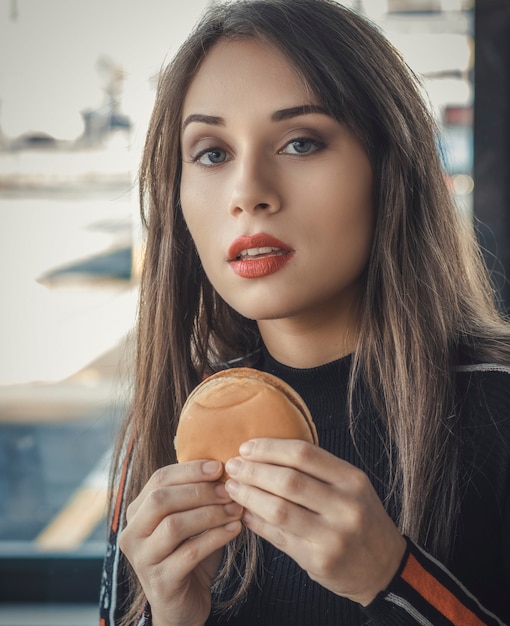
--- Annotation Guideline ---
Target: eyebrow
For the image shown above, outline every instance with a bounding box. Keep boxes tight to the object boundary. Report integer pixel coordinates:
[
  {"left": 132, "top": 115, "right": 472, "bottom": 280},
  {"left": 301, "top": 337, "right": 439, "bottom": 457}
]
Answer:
[
  {"left": 182, "top": 114, "right": 225, "bottom": 130},
  {"left": 271, "top": 104, "right": 328, "bottom": 122},
  {"left": 181, "top": 104, "right": 329, "bottom": 131}
]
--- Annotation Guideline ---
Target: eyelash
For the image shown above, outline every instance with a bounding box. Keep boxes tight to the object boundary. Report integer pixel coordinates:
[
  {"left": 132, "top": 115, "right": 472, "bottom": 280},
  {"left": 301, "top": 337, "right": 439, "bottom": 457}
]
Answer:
[
  {"left": 280, "top": 136, "right": 326, "bottom": 156},
  {"left": 190, "top": 135, "right": 325, "bottom": 167},
  {"left": 191, "top": 147, "right": 227, "bottom": 166}
]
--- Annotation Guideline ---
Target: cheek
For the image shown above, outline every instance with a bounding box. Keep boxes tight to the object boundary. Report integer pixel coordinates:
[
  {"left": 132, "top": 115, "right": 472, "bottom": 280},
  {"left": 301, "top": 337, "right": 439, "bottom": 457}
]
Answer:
[
  {"left": 315, "top": 171, "right": 373, "bottom": 231},
  {"left": 180, "top": 182, "right": 210, "bottom": 247},
  {"left": 180, "top": 175, "right": 198, "bottom": 225},
  {"left": 182, "top": 212, "right": 213, "bottom": 267},
  {"left": 320, "top": 186, "right": 374, "bottom": 272},
  {"left": 180, "top": 190, "right": 224, "bottom": 281},
  {"left": 180, "top": 173, "right": 224, "bottom": 229},
  {"left": 345, "top": 207, "right": 374, "bottom": 265}
]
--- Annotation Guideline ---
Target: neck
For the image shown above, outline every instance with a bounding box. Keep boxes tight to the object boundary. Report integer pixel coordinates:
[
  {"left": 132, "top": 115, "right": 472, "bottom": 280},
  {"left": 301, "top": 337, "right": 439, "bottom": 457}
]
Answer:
[{"left": 257, "top": 307, "right": 359, "bottom": 369}]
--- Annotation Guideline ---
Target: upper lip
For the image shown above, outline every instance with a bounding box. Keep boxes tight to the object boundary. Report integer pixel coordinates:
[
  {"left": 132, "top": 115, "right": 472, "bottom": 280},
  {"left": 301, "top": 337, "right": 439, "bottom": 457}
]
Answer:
[{"left": 227, "top": 233, "right": 294, "bottom": 261}]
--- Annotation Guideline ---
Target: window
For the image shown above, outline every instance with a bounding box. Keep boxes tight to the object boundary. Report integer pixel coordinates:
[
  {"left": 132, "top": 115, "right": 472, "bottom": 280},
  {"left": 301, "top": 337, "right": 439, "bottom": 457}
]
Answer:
[
  {"left": 0, "top": 0, "right": 210, "bottom": 610},
  {"left": 0, "top": 0, "right": 476, "bottom": 616}
]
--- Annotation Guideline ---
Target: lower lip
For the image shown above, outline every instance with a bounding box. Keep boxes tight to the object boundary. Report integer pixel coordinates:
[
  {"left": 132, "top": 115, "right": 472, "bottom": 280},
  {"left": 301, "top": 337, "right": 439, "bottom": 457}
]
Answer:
[{"left": 229, "top": 253, "right": 294, "bottom": 278}]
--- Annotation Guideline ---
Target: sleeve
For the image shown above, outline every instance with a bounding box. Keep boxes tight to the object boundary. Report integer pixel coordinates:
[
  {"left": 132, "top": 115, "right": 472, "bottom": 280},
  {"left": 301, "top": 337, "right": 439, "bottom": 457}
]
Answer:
[
  {"left": 362, "top": 537, "right": 508, "bottom": 626},
  {"left": 99, "top": 436, "right": 140, "bottom": 626}
]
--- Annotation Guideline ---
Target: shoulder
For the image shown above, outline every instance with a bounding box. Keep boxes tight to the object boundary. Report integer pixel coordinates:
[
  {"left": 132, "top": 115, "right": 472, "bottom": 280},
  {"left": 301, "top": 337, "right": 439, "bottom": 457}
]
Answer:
[
  {"left": 454, "top": 361, "right": 510, "bottom": 410},
  {"left": 453, "top": 361, "right": 510, "bottom": 450},
  {"left": 455, "top": 362, "right": 510, "bottom": 376},
  {"left": 454, "top": 361, "right": 510, "bottom": 481}
]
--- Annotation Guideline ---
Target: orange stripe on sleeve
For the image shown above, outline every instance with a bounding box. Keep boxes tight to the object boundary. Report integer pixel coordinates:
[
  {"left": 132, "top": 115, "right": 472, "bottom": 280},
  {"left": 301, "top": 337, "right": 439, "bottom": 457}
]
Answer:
[
  {"left": 401, "top": 553, "right": 486, "bottom": 626},
  {"left": 112, "top": 435, "right": 135, "bottom": 534}
]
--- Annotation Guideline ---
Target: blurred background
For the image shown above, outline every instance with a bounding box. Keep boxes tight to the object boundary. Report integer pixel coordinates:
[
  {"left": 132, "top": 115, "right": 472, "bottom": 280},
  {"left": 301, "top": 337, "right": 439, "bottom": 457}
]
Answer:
[{"left": 1, "top": 0, "right": 508, "bottom": 624}]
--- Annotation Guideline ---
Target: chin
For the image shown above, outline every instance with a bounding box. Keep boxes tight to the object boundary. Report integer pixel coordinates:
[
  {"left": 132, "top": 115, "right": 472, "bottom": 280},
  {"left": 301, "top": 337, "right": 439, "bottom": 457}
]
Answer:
[
  {"left": 229, "top": 301, "right": 298, "bottom": 323},
  {"left": 217, "top": 283, "right": 305, "bottom": 322}
]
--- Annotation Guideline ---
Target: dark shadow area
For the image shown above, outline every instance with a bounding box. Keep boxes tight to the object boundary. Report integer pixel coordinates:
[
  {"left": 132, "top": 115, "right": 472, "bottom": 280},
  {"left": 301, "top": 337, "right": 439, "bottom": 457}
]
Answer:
[
  {"left": 0, "top": 557, "right": 103, "bottom": 603},
  {"left": 474, "top": 0, "right": 510, "bottom": 313}
]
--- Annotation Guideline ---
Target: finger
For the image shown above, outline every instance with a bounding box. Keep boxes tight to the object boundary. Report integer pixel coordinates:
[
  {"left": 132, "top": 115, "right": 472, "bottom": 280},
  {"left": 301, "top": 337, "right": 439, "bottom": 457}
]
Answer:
[
  {"left": 127, "top": 481, "right": 233, "bottom": 537},
  {"left": 238, "top": 438, "right": 355, "bottom": 485},
  {"left": 162, "top": 519, "right": 243, "bottom": 583},
  {"left": 127, "top": 459, "right": 223, "bottom": 519},
  {"left": 225, "top": 456, "right": 330, "bottom": 514},
  {"left": 229, "top": 443, "right": 380, "bottom": 525},
  {"left": 137, "top": 501, "right": 244, "bottom": 566},
  {"left": 240, "top": 506, "right": 306, "bottom": 556},
  {"left": 225, "top": 457, "right": 380, "bottom": 547},
  {"left": 225, "top": 478, "right": 317, "bottom": 542},
  {"left": 224, "top": 481, "right": 321, "bottom": 572}
]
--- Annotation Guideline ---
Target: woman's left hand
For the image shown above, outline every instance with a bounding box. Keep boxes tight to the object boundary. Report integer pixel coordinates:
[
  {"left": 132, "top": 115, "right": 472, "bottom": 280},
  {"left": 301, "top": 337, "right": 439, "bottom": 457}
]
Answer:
[{"left": 224, "top": 438, "right": 407, "bottom": 606}]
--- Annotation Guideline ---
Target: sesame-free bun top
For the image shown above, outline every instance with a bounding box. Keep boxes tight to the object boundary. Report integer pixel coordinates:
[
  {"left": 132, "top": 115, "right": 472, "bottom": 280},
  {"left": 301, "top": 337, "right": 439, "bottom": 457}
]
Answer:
[{"left": 174, "top": 367, "right": 318, "bottom": 480}]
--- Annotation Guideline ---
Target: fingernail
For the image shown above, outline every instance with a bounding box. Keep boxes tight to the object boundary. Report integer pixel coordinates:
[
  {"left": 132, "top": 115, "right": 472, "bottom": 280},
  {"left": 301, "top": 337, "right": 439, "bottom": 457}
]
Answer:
[
  {"left": 215, "top": 483, "right": 228, "bottom": 499},
  {"left": 225, "top": 479, "right": 239, "bottom": 496},
  {"left": 202, "top": 460, "right": 222, "bottom": 475},
  {"left": 239, "top": 440, "right": 255, "bottom": 457},
  {"left": 224, "top": 502, "right": 242, "bottom": 516},
  {"left": 224, "top": 520, "right": 241, "bottom": 532},
  {"left": 225, "top": 458, "right": 242, "bottom": 476}
]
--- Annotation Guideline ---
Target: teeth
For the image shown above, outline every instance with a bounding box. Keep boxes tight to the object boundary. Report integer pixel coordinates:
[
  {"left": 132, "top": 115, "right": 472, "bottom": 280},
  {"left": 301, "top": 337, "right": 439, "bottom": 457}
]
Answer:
[{"left": 239, "top": 246, "right": 280, "bottom": 258}]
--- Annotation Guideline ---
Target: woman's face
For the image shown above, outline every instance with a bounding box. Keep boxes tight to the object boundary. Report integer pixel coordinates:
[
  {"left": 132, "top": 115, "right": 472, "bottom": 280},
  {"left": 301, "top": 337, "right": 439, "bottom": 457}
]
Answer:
[{"left": 180, "top": 38, "right": 374, "bottom": 330}]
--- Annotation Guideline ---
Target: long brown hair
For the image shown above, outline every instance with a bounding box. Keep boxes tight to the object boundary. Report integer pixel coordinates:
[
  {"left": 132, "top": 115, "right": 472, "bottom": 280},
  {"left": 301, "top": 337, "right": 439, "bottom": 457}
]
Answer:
[{"left": 111, "top": 0, "right": 510, "bottom": 621}]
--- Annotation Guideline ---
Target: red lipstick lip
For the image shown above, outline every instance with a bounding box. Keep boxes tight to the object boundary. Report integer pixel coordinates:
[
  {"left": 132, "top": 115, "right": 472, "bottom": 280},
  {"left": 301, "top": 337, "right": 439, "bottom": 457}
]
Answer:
[
  {"left": 227, "top": 233, "right": 293, "bottom": 261},
  {"left": 227, "top": 233, "right": 295, "bottom": 279},
  {"left": 230, "top": 254, "right": 293, "bottom": 278}
]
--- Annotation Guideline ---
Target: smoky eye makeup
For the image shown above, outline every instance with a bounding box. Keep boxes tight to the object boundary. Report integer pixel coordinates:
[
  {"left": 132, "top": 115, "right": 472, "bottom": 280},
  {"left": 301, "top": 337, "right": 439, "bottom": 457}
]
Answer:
[
  {"left": 192, "top": 146, "right": 229, "bottom": 166},
  {"left": 279, "top": 136, "right": 326, "bottom": 155},
  {"left": 184, "top": 134, "right": 232, "bottom": 166},
  {"left": 180, "top": 113, "right": 341, "bottom": 166},
  {"left": 181, "top": 132, "right": 226, "bottom": 161}
]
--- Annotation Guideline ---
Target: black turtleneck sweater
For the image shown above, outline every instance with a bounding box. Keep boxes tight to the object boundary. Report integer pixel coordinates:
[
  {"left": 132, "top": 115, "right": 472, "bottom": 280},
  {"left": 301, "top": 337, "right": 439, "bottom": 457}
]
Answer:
[{"left": 100, "top": 351, "right": 510, "bottom": 626}]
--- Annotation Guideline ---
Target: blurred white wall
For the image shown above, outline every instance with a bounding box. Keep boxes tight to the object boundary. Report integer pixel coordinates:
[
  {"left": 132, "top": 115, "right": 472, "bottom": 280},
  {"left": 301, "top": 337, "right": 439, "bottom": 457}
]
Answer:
[{"left": 0, "top": 0, "right": 209, "bottom": 141}]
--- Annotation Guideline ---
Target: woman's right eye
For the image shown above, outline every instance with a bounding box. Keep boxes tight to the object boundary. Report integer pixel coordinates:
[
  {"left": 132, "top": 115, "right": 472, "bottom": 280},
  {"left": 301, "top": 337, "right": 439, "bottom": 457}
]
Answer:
[{"left": 193, "top": 148, "right": 228, "bottom": 166}]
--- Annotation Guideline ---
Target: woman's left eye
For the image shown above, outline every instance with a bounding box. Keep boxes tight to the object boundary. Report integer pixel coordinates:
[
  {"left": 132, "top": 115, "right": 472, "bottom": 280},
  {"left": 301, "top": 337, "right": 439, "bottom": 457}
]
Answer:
[
  {"left": 280, "top": 137, "right": 324, "bottom": 155},
  {"left": 193, "top": 148, "right": 228, "bottom": 166}
]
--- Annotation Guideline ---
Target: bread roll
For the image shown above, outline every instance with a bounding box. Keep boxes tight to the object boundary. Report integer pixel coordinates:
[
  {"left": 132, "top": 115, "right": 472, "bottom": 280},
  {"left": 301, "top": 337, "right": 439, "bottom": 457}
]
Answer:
[{"left": 175, "top": 367, "right": 317, "bottom": 479}]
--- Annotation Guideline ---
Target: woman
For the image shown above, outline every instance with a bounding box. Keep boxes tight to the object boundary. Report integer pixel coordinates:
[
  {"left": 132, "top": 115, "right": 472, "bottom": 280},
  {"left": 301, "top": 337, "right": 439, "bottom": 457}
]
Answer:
[{"left": 99, "top": 1, "right": 510, "bottom": 624}]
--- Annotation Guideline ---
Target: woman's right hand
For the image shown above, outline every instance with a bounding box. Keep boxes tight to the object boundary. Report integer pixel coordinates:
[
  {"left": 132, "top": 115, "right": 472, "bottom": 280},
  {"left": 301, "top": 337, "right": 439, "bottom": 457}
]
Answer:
[{"left": 119, "top": 459, "right": 243, "bottom": 626}]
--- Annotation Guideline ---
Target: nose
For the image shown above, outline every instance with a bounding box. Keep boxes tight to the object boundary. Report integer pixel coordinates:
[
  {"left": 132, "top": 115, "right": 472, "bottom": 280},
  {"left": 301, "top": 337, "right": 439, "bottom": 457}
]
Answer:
[{"left": 228, "top": 153, "right": 281, "bottom": 217}]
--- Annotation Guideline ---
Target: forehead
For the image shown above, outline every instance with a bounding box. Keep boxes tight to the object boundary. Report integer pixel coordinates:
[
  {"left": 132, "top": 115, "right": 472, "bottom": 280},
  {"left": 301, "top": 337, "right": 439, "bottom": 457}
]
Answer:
[{"left": 182, "top": 38, "right": 313, "bottom": 117}]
